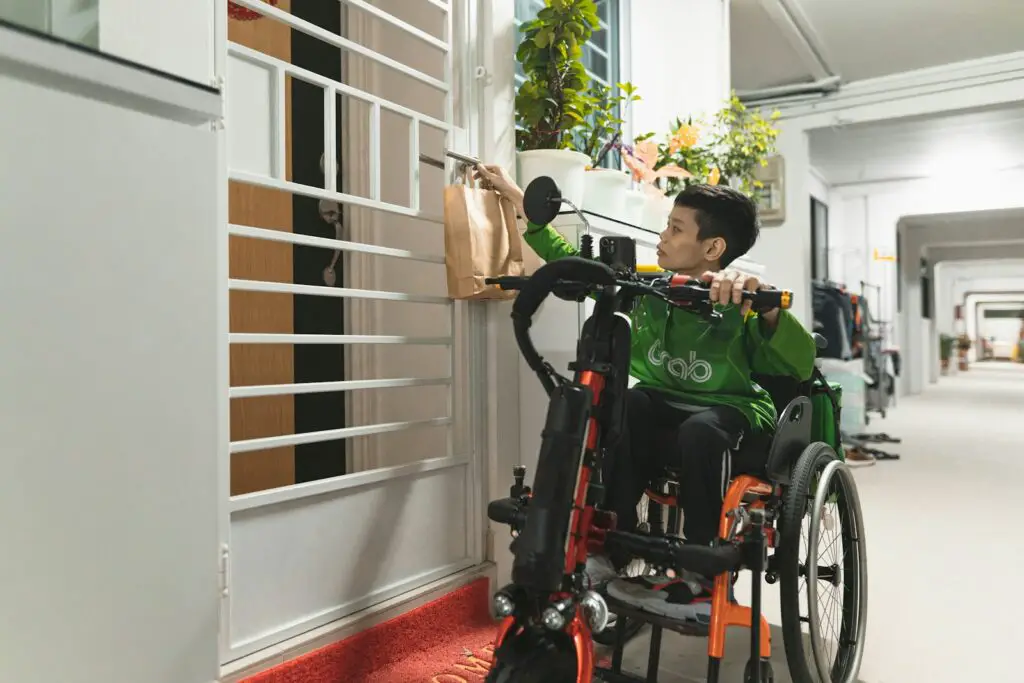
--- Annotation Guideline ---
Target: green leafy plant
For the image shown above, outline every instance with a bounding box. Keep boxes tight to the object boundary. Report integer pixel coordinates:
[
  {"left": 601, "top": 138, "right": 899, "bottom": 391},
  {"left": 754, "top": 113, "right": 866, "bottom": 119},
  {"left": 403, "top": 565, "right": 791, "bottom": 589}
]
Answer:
[
  {"left": 939, "top": 334, "right": 955, "bottom": 361},
  {"left": 707, "top": 93, "right": 781, "bottom": 195},
  {"left": 574, "top": 81, "right": 641, "bottom": 166},
  {"left": 515, "top": 0, "right": 600, "bottom": 151},
  {"left": 622, "top": 93, "right": 781, "bottom": 198}
]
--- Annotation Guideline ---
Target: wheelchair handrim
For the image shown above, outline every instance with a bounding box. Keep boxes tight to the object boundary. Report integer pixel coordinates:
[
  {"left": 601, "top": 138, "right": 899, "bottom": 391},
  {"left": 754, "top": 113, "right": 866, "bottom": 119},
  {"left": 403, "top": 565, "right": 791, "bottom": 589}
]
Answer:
[{"left": 806, "top": 459, "right": 868, "bottom": 683}]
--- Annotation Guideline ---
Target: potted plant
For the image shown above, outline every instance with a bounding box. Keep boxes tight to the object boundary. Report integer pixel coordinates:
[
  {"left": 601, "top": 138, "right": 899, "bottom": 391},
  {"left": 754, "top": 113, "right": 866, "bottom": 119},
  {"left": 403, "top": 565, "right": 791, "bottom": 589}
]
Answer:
[
  {"left": 623, "top": 122, "right": 703, "bottom": 232},
  {"left": 939, "top": 334, "right": 955, "bottom": 374},
  {"left": 706, "top": 94, "right": 781, "bottom": 196},
  {"left": 623, "top": 94, "right": 781, "bottom": 198},
  {"left": 576, "top": 81, "right": 641, "bottom": 221},
  {"left": 515, "top": 0, "right": 600, "bottom": 206},
  {"left": 957, "top": 334, "right": 972, "bottom": 371}
]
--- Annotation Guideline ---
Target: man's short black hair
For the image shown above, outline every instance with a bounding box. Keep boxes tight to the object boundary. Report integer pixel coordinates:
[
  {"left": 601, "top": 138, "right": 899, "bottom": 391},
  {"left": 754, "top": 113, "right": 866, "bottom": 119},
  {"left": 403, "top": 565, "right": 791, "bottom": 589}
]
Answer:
[{"left": 673, "top": 184, "right": 760, "bottom": 267}]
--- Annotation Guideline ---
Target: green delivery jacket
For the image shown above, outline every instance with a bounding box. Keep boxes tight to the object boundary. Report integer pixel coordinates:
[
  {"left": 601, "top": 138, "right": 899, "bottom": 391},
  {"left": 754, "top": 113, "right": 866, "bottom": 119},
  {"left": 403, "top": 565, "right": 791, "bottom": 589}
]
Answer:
[{"left": 523, "top": 223, "right": 817, "bottom": 433}]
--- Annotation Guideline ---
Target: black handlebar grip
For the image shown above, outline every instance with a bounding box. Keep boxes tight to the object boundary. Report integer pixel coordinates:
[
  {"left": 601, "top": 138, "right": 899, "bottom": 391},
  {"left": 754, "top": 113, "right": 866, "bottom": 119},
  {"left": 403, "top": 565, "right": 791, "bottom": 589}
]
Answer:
[
  {"left": 485, "top": 276, "right": 531, "bottom": 290},
  {"left": 665, "top": 285, "right": 792, "bottom": 311},
  {"left": 511, "top": 257, "right": 616, "bottom": 321},
  {"left": 487, "top": 498, "right": 526, "bottom": 527},
  {"left": 747, "top": 288, "right": 792, "bottom": 311}
]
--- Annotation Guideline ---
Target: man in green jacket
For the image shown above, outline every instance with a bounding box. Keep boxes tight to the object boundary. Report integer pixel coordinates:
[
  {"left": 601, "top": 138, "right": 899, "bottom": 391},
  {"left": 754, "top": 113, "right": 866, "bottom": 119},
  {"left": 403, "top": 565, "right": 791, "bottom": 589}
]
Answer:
[{"left": 475, "top": 165, "right": 817, "bottom": 623}]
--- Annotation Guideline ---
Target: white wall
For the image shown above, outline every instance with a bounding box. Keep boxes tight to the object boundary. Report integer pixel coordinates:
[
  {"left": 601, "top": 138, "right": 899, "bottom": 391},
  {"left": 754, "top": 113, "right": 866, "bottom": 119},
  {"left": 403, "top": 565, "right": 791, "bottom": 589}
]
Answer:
[
  {"left": 977, "top": 303, "right": 1024, "bottom": 348},
  {"left": 630, "top": 0, "right": 731, "bottom": 136},
  {"left": 746, "top": 123, "right": 813, "bottom": 324},
  {"left": 826, "top": 180, "right": 1024, "bottom": 395},
  {"left": 100, "top": 0, "right": 213, "bottom": 84},
  {"left": 0, "top": 26, "right": 220, "bottom": 683},
  {"left": 808, "top": 168, "right": 830, "bottom": 204},
  {"left": 832, "top": 169, "right": 1024, "bottom": 337},
  {"left": 966, "top": 291, "right": 1024, "bottom": 356},
  {"left": 0, "top": 0, "right": 49, "bottom": 33},
  {"left": 766, "top": 54, "right": 1024, "bottom": 375},
  {"left": 935, "top": 263, "right": 1024, "bottom": 341},
  {"left": 899, "top": 224, "right": 1024, "bottom": 394}
]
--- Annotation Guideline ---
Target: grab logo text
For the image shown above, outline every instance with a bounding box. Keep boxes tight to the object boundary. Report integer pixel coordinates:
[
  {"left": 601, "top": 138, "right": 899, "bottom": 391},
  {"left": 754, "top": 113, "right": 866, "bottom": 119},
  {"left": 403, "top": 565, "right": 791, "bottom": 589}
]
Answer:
[{"left": 647, "top": 340, "right": 713, "bottom": 383}]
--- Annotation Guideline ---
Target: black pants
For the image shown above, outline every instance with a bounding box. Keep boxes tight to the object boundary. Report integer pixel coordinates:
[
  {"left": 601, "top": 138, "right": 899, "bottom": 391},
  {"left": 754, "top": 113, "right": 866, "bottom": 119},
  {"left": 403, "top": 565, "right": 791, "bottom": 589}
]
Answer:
[{"left": 603, "top": 388, "right": 767, "bottom": 565}]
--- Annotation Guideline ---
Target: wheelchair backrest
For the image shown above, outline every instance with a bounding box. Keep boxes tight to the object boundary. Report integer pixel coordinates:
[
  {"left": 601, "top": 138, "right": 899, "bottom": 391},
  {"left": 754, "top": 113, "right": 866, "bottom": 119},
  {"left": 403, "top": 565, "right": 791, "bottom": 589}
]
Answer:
[
  {"left": 764, "top": 396, "right": 813, "bottom": 485},
  {"left": 751, "top": 373, "right": 807, "bottom": 416}
]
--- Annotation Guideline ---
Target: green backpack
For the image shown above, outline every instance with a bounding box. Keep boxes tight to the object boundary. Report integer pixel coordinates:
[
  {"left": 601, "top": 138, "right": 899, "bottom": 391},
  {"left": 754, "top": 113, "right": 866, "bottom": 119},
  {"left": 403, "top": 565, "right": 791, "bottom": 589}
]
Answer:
[{"left": 809, "top": 373, "right": 844, "bottom": 461}]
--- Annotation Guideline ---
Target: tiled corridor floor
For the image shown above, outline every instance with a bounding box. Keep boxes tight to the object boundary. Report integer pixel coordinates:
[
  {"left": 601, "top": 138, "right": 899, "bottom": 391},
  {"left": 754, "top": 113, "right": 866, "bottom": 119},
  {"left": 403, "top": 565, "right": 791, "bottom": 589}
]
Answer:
[{"left": 613, "top": 362, "right": 1024, "bottom": 683}]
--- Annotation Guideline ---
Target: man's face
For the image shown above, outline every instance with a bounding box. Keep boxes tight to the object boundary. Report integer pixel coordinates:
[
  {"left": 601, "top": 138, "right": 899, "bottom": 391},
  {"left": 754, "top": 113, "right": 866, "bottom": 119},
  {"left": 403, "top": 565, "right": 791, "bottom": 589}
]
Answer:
[{"left": 657, "top": 205, "right": 724, "bottom": 273}]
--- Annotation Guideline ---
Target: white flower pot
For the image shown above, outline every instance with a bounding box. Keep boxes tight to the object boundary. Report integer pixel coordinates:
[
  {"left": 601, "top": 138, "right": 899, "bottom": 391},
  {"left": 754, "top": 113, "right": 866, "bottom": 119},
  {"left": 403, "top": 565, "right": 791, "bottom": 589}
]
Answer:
[
  {"left": 623, "top": 188, "right": 646, "bottom": 227},
  {"left": 642, "top": 192, "right": 672, "bottom": 234},
  {"left": 582, "top": 168, "right": 630, "bottom": 220},
  {"left": 517, "top": 149, "right": 591, "bottom": 210}
]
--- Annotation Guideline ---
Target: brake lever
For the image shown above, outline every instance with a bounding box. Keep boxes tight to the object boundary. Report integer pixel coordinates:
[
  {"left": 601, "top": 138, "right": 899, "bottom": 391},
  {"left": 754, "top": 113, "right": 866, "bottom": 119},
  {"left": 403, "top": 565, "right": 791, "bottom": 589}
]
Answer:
[
  {"left": 659, "top": 291, "right": 722, "bottom": 324},
  {"left": 678, "top": 299, "right": 722, "bottom": 324}
]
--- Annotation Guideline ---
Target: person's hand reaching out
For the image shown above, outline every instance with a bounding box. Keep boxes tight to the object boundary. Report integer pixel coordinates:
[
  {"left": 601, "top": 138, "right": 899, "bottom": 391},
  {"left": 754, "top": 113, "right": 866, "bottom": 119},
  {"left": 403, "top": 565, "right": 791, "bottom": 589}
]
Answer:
[{"left": 473, "top": 164, "right": 525, "bottom": 219}]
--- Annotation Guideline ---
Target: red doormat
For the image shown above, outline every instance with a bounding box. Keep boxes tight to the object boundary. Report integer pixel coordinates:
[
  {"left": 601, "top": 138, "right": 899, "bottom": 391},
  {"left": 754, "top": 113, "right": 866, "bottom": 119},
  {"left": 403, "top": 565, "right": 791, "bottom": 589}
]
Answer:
[{"left": 242, "top": 578, "right": 499, "bottom": 683}]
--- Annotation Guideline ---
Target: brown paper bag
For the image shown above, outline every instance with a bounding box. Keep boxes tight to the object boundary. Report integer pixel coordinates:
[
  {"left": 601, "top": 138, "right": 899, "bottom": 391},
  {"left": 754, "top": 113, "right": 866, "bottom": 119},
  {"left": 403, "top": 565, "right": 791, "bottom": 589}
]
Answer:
[{"left": 443, "top": 172, "right": 525, "bottom": 300}]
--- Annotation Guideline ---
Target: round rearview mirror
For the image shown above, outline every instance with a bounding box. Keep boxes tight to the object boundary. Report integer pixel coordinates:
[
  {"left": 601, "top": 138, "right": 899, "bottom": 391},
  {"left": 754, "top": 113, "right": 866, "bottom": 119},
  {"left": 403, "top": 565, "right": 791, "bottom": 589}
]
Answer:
[{"left": 522, "top": 175, "right": 562, "bottom": 226}]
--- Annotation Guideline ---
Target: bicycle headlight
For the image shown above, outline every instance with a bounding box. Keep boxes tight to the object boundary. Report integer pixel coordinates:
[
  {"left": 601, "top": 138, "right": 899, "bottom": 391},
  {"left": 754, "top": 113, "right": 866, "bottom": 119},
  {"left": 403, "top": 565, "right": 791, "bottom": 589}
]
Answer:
[
  {"left": 492, "top": 592, "right": 515, "bottom": 618},
  {"left": 580, "top": 590, "right": 610, "bottom": 633},
  {"left": 541, "top": 606, "right": 566, "bottom": 631}
]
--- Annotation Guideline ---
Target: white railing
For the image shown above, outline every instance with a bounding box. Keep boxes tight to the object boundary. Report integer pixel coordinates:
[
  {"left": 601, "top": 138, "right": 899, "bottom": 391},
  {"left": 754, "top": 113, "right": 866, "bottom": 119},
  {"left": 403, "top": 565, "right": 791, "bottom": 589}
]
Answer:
[
  {"left": 228, "top": 42, "right": 449, "bottom": 220},
  {"left": 228, "top": 223, "right": 445, "bottom": 262},
  {"left": 230, "top": 417, "right": 454, "bottom": 454},
  {"left": 231, "top": 0, "right": 449, "bottom": 90},
  {"left": 220, "top": 0, "right": 482, "bottom": 664},
  {"left": 229, "top": 376, "right": 452, "bottom": 399}
]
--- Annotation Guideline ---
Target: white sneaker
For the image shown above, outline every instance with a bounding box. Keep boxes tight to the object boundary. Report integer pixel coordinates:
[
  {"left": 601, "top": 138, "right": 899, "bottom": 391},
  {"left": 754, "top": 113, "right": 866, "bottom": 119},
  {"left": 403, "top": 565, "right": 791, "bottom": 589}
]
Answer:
[{"left": 584, "top": 554, "right": 618, "bottom": 588}]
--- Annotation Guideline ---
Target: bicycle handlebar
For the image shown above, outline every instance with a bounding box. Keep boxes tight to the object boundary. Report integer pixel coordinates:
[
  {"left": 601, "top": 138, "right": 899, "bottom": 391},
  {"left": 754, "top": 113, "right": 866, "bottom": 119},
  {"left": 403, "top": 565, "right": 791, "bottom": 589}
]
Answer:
[
  {"left": 488, "top": 262, "right": 793, "bottom": 315},
  {"left": 487, "top": 257, "right": 793, "bottom": 395}
]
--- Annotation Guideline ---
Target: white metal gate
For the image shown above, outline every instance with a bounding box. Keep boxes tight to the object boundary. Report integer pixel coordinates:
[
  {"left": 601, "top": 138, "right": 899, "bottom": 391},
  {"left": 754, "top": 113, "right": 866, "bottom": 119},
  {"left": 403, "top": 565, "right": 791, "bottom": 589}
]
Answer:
[{"left": 216, "top": 0, "right": 485, "bottom": 663}]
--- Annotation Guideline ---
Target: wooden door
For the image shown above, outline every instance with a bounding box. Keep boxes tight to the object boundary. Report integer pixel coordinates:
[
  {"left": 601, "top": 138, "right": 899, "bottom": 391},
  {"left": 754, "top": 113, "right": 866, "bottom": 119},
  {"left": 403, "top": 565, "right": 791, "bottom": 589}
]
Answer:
[{"left": 227, "top": 4, "right": 295, "bottom": 495}]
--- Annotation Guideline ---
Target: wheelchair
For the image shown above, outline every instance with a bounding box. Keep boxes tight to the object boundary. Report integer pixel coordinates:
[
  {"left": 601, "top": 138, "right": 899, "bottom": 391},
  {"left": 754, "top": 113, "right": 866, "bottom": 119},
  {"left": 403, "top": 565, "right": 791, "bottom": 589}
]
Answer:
[
  {"left": 595, "top": 368, "right": 868, "bottom": 683},
  {"left": 483, "top": 176, "right": 867, "bottom": 683}
]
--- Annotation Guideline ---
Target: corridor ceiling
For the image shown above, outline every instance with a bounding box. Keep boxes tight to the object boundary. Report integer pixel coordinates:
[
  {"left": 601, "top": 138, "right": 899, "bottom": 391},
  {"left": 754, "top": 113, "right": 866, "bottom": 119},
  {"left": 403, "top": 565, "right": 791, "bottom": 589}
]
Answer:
[
  {"left": 806, "top": 102, "right": 1024, "bottom": 185},
  {"left": 902, "top": 208, "right": 1024, "bottom": 264},
  {"left": 731, "top": 0, "right": 1024, "bottom": 92}
]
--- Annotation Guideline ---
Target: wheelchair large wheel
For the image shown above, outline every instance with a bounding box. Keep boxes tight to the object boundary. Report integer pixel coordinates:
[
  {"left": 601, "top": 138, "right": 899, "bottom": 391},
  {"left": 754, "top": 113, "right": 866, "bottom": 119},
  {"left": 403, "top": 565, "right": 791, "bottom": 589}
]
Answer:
[
  {"left": 778, "top": 442, "right": 868, "bottom": 683},
  {"left": 485, "top": 629, "right": 576, "bottom": 683}
]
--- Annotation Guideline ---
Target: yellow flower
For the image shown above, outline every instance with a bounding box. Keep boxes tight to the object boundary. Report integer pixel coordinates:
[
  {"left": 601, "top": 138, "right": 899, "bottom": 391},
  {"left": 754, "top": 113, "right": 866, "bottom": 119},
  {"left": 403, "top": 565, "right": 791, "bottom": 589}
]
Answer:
[
  {"left": 707, "top": 167, "right": 720, "bottom": 186},
  {"left": 668, "top": 124, "right": 700, "bottom": 154}
]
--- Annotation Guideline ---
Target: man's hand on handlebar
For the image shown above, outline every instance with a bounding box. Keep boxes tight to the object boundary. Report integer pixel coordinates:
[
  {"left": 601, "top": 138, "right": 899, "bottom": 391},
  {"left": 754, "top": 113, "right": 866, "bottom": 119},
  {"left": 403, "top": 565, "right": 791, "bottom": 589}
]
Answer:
[{"left": 700, "top": 269, "right": 781, "bottom": 325}]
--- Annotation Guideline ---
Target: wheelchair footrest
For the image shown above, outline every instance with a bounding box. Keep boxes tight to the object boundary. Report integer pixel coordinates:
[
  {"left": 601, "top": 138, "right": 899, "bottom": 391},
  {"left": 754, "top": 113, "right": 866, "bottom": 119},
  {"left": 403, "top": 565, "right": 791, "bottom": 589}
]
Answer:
[
  {"left": 601, "top": 589, "right": 710, "bottom": 638},
  {"left": 604, "top": 530, "right": 742, "bottom": 577}
]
